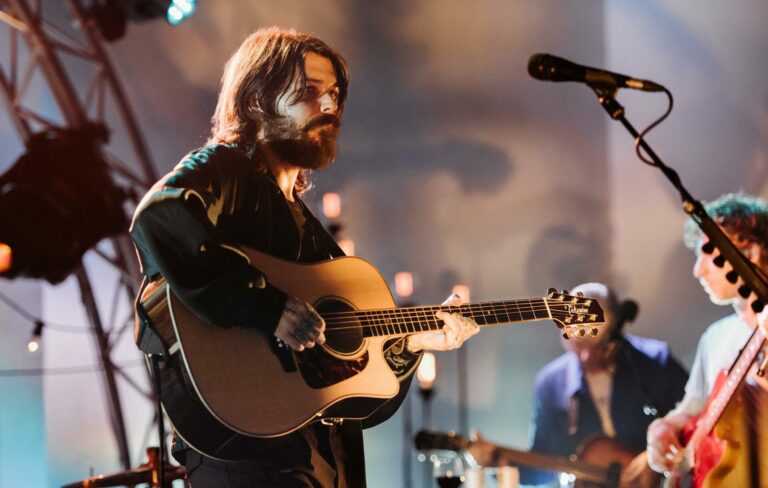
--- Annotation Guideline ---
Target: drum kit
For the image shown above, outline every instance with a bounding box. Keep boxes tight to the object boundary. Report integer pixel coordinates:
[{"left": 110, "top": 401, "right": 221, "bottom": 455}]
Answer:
[{"left": 61, "top": 447, "right": 185, "bottom": 488}]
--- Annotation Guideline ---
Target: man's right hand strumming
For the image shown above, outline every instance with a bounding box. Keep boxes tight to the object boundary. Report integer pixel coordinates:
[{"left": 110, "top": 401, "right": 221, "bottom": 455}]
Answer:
[
  {"left": 274, "top": 296, "right": 326, "bottom": 351},
  {"left": 646, "top": 417, "right": 686, "bottom": 474}
]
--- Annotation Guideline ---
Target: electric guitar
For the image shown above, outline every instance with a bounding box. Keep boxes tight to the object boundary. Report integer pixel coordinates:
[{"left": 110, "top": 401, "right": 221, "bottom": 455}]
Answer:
[
  {"left": 414, "top": 430, "right": 639, "bottom": 488},
  {"left": 664, "top": 327, "right": 766, "bottom": 487},
  {"left": 138, "top": 247, "right": 604, "bottom": 459}
]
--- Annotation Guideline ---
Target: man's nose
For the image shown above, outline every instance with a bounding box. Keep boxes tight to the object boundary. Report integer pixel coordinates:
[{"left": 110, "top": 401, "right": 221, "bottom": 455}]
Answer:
[
  {"left": 693, "top": 254, "right": 705, "bottom": 278},
  {"left": 318, "top": 92, "right": 337, "bottom": 114}
]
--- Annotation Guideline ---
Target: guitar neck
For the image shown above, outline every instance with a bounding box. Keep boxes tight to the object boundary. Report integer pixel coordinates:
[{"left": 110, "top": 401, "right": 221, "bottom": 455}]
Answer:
[
  {"left": 414, "top": 432, "right": 609, "bottom": 484},
  {"left": 494, "top": 445, "right": 609, "bottom": 483},
  {"left": 349, "top": 299, "right": 553, "bottom": 338},
  {"left": 688, "top": 327, "right": 766, "bottom": 450}
]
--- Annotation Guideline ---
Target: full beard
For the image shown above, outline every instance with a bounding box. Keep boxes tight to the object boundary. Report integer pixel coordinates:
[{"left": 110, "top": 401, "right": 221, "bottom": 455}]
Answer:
[{"left": 262, "top": 114, "right": 340, "bottom": 170}]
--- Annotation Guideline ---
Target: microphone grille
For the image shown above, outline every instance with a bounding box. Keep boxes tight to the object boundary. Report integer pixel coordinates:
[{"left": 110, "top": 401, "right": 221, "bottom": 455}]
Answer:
[{"left": 527, "top": 53, "right": 553, "bottom": 80}]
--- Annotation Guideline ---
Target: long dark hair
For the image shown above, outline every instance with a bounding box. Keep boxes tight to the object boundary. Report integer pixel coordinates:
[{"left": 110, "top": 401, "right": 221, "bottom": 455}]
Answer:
[{"left": 208, "top": 27, "right": 350, "bottom": 194}]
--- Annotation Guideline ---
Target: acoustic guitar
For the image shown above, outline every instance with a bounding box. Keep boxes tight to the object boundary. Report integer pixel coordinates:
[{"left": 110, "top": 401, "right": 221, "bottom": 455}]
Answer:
[
  {"left": 414, "top": 429, "right": 640, "bottom": 488},
  {"left": 138, "top": 247, "right": 604, "bottom": 459},
  {"left": 664, "top": 327, "right": 766, "bottom": 487}
]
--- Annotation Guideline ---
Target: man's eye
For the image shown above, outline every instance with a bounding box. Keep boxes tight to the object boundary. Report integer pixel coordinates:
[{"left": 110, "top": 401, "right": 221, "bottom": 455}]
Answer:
[{"left": 329, "top": 89, "right": 340, "bottom": 101}]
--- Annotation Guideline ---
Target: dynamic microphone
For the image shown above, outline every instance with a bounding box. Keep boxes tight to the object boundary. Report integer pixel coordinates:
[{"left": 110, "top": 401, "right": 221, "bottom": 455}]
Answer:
[{"left": 527, "top": 53, "right": 664, "bottom": 92}]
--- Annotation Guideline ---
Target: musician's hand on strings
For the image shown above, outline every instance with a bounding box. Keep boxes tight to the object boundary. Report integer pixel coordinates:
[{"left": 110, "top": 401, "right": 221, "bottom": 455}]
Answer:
[
  {"left": 274, "top": 296, "right": 326, "bottom": 351},
  {"left": 407, "top": 293, "right": 479, "bottom": 352},
  {"left": 646, "top": 417, "right": 685, "bottom": 474},
  {"left": 466, "top": 431, "right": 501, "bottom": 467}
]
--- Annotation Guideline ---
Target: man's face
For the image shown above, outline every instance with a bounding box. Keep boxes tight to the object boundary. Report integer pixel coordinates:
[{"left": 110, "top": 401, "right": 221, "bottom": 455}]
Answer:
[
  {"left": 693, "top": 235, "right": 740, "bottom": 305},
  {"left": 260, "top": 52, "right": 341, "bottom": 169}
]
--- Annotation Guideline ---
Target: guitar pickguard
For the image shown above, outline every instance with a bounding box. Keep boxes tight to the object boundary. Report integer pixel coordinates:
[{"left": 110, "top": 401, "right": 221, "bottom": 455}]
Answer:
[{"left": 295, "top": 346, "right": 369, "bottom": 389}]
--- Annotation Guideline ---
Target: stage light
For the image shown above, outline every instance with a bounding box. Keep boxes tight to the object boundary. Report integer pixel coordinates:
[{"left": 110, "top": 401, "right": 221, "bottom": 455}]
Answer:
[
  {"left": 0, "top": 124, "right": 128, "bottom": 283},
  {"left": 322, "top": 192, "right": 341, "bottom": 219},
  {"left": 416, "top": 352, "right": 437, "bottom": 392},
  {"left": 88, "top": 0, "right": 197, "bottom": 41},
  {"left": 394, "top": 272, "right": 414, "bottom": 298},
  {"left": 337, "top": 238, "right": 355, "bottom": 256},
  {"left": 27, "top": 321, "right": 44, "bottom": 353},
  {"left": 0, "top": 244, "right": 11, "bottom": 274},
  {"left": 167, "top": 0, "right": 197, "bottom": 25}
]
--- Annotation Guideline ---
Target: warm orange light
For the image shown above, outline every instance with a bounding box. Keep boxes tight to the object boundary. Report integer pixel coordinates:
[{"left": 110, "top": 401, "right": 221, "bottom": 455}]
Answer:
[
  {"left": 417, "top": 352, "right": 437, "bottom": 390},
  {"left": 322, "top": 192, "right": 341, "bottom": 219},
  {"left": 0, "top": 243, "right": 11, "bottom": 274},
  {"left": 394, "top": 272, "right": 414, "bottom": 297},
  {"left": 452, "top": 284, "right": 471, "bottom": 304},
  {"left": 338, "top": 238, "right": 355, "bottom": 256}
]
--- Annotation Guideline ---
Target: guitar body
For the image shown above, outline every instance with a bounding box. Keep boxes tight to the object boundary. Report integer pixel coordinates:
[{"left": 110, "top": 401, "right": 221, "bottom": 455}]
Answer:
[
  {"left": 575, "top": 436, "right": 639, "bottom": 488},
  {"left": 700, "top": 390, "right": 749, "bottom": 488},
  {"left": 143, "top": 251, "right": 405, "bottom": 458},
  {"left": 677, "top": 371, "right": 750, "bottom": 488}
]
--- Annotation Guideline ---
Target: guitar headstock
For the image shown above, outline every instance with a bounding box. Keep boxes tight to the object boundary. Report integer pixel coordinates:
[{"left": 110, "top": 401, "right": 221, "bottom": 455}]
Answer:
[{"left": 545, "top": 288, "right": 605, "bottom": 339}]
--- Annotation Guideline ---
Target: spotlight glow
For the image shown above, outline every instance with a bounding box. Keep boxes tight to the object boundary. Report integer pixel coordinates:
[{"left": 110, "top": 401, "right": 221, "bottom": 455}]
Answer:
[{"left": 0, "top": 243, "right": 11, "bottom": 273}]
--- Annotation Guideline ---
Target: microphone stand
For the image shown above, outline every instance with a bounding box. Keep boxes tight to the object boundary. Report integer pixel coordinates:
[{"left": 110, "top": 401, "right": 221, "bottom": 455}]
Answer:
[{"left": 589, "top": 84, "right": 768, "bottom": 312}]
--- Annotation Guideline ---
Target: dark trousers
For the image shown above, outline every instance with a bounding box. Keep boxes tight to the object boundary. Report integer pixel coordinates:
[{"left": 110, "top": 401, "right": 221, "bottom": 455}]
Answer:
[{"left": 183, "top": 422, "right": 366, "bottom": 488}]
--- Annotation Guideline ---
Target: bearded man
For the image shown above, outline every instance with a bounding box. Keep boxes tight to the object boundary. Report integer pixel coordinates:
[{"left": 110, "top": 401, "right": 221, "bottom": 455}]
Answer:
[{"left": 130, "top": 27, "right": 478, "bottom": 487}]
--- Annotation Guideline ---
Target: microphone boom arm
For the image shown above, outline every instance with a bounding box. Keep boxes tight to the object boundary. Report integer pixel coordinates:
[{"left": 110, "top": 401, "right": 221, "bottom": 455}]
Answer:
[{"left": 590, "top": 86, "right": 768, "bottom": 310}]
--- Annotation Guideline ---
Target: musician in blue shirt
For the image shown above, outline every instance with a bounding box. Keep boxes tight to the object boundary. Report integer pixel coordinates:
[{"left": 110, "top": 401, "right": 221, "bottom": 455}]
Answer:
[{"left": 470, "top": 282, "right": 687, "bottom": 487}]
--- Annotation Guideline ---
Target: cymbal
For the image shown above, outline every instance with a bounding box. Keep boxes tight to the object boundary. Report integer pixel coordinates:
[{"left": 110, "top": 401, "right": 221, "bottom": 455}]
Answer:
[{"left": 62, "top": 463, "right": 185, "bottom": 487}]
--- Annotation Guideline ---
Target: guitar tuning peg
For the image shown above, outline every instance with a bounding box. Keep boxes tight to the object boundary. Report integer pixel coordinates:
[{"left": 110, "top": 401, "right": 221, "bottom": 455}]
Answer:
[
  {"left": 578, "top": 328, "right": 586, "bottom": 337},
  {"left": 701, "top": 241, "right": 715, "bottom": 254},
  {"left": 752, "top": 300, "right": 765, "bottom": 314},
  {"left": 547, "top": 287, "right": 557, "bottom": 296},
  {"left": 712, "top": 255, "right": 726, "bottom": 268},
  {"left": 562, "top": 331, "right": 571, "bottom": 340},
  {"left": 589, "top": 328, "right": 599, "bottom": 336},
  {"left": 725, "top": 270, "right": 739, "bottom": 284},
  {"left": 562, "top": 289, "right": 569, "bottom": 295},
  {"left": 575, "top": 291, "right": 584, "bottom": 298},
  {"left": 738, "top": 285, "right": 752, "bottom": 299}
]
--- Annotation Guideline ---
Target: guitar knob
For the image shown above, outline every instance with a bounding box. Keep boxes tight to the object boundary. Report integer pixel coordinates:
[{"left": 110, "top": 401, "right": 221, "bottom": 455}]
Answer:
[
  {"left": 575, "top": 291, "right": 584, "bottom": 298},
  {"left": 701, "top": 242, "right": 715, "bottom": 254},
  {"left": 738, "top": 284, "right": 752, "bottom": 298},
  {"left": 578, "top": 328, "right": 586, "bottom": 337},
  {"left": 752, "top": 300, "right": 765, "bottom": 314},
  {"left": 712, "top": 255, "right": 726, "bottom": 268},
  {"left": 725, "top": 270, "right": 739, "bottom": 284},
  {"left": 562, "top": 331, "right": 571, "bottom": 340},
  {"left": 547, "top": 287, "right": 558, "bottom": 296},
  {"left": 589, "top": 328, "right": 599, "bottom": 336},
  {"left": 562, "top": 289, "right": 569, "bottom": 295}
]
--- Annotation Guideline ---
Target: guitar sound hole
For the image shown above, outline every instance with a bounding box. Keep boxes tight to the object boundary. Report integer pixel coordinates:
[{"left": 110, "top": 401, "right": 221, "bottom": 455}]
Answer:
[{"left": 315, "top": 298, "right": 364, "bottom": 355}]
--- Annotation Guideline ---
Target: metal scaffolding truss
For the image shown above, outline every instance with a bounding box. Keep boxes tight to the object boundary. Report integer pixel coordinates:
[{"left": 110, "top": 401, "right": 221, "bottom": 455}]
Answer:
[{"left": 0, "top": 0, "right": 159, "bottom": 470}]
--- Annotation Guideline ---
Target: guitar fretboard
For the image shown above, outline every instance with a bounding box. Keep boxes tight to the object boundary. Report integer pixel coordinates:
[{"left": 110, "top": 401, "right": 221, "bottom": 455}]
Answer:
[{"left": 324, "top": 299, "right": 560, "bottom": 337}]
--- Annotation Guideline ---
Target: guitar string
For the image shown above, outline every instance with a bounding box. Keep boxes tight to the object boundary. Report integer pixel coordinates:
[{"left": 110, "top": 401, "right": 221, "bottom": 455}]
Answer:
[
  {"left": 316, "top": 300, "right": 566, "bottom": 318},
  {"left": 317, "top": 303, "right": 574, "bottom": 322},
  {"left": 318, "top": 304, "right": 593, "bottom": 330}
]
